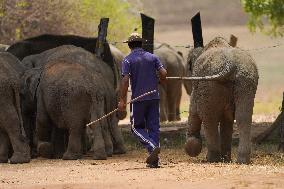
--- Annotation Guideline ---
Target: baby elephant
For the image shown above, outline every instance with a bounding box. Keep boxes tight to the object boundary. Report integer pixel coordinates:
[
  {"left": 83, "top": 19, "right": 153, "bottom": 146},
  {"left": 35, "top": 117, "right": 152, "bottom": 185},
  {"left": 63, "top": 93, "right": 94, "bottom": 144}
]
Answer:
[
  {"left": 184, "top": 37, "right": 258, "bottom": 164},
  {"left": 0, "top": 53, "right": 30, "bottom": 164}
]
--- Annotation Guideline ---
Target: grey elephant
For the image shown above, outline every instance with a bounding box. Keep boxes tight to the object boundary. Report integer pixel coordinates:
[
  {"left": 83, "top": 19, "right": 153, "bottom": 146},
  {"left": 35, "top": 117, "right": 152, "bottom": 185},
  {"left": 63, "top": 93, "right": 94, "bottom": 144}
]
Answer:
[
  {"left": 0, "top": 52, "right": 30, "bottom": 164},
  {"left": 21, "top": 45, "right": 125, "bottom": 159},
  {"left": 154, "top": 43, "right": 185, "bottom": 122},
  {"left": 183, "top": 37, "right": 258, "bottom": 164}
]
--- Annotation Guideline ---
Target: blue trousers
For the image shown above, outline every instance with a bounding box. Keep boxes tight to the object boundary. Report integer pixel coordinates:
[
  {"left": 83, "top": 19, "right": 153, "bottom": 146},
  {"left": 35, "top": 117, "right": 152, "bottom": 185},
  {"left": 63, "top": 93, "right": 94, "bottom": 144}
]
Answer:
[{"left": 130, "top": 99, "right": 160, "bottom": 153}]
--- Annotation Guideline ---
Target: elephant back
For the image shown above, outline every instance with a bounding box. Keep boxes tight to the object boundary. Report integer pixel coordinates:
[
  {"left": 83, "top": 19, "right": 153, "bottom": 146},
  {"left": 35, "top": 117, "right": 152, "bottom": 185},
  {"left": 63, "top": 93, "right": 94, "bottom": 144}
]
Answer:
[
  {"left": 193, "top": 48, "right": 233, "bottom": 77},
  {"left": 22, "top": 45, "right": 117, "bottom": 89},
  {"left": 0, "top": 53, "right": 20, "bottom": 85},
  {"left": 8, "top": 34, "right": 118, "bottom": 88},
  {"left": 154, "top": 43, "right": 185, "bottom": 75},
  {"left": 0, "top": 52, "right": 27, "bottom": 77}
]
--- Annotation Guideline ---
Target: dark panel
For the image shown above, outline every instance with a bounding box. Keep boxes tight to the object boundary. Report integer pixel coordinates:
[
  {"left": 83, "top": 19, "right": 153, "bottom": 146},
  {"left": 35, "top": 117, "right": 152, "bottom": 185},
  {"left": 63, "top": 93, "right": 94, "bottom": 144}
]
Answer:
[
  {"left": 191, "top": 12, "right": 204, "bottom": 48},
  {"left": 141, "top": 13, "right": 155, "bottom": 53},
  {"left": 96, "top": 18, "right": 109, "bottom": 58}
]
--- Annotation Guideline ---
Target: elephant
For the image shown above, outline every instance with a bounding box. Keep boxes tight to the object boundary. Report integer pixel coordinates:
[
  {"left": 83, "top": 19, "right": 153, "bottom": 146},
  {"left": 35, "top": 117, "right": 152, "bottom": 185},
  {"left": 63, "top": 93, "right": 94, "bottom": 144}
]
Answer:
[
  {"left": 154, "top": 43, "right": 185, "bottom": 122},
  {"left": 0, "top": 52, "right": 30, "bottom": 164},
  {"left": 20, "top": 45, "right": 126, "bottom": 159},
  {"left": 183, "top": 37, "right": 258, "bottom": 164},
  {"left": 7, "top": 34, "right": 126, "bottom": 156}
]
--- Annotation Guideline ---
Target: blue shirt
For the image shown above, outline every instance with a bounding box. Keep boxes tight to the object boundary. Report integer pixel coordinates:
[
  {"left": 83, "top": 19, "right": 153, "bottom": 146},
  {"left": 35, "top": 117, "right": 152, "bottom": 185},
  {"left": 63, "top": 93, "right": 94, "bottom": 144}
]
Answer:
[{"left": 121, "top": 48, "right": 164, "bottom": 101}]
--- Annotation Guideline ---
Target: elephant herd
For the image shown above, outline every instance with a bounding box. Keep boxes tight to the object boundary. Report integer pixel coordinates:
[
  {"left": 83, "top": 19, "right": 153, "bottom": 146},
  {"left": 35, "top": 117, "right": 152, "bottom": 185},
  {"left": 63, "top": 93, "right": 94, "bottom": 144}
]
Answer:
[
  {"left": 0, "top": 35, "right": 128, "bottom": 163},
  {"left": 0, "top": 34, "right": 258, "bottom": 164}
]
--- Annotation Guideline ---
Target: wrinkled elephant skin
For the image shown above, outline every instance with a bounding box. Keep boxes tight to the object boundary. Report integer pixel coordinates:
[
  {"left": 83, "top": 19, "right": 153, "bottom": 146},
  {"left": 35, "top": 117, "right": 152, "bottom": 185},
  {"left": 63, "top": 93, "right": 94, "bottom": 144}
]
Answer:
[{"left": 184, "top": 37, "right": 258, "bottom": 164}]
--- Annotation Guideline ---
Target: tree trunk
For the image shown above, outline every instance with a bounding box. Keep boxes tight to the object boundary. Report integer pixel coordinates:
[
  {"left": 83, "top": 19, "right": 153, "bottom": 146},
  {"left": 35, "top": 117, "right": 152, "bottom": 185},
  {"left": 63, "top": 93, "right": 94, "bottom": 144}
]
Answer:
[{"left": 252, "top": 92, "right": 284, "bottom": 150}]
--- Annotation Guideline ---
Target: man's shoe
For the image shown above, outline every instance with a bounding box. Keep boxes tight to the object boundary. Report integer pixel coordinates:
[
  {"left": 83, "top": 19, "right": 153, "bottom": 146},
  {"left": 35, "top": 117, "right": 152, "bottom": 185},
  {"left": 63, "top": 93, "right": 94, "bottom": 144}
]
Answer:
[{"left": 146, "top": 147, "right": 160, "bottom": 164}]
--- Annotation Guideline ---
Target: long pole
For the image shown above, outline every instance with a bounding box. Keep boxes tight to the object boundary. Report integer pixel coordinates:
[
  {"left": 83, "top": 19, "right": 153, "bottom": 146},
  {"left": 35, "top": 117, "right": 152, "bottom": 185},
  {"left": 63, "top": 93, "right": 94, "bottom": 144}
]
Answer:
[{"left": 86, "top": 90, "right": 156, "bottom": 127}]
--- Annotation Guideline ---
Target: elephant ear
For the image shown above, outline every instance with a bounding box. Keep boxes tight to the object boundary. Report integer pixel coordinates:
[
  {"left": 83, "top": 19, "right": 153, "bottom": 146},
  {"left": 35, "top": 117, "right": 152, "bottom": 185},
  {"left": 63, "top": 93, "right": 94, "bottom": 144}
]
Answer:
[{"left": 21, "top": 68, "right": 42, "bottom": 101}]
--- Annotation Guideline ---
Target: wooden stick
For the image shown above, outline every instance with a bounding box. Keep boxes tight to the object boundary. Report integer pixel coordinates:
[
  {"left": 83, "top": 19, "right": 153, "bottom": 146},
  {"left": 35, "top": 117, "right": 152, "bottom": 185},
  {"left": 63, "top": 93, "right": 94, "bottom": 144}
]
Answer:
[
  {"left": 166, "top": 76, "right": 218, "bottom": 81},
  {"left": 86, "top": 90, "right": 157, "bottom": 127}
]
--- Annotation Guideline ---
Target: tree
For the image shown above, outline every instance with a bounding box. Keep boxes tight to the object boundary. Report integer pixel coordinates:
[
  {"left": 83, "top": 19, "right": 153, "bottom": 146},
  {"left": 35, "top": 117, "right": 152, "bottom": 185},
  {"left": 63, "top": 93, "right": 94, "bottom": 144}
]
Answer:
[
  {"left": 0, "top": 0, "right": 140, "bottom": 50},
  {"left": 241, "top": 0, "right": 284, "bottom": 37}
]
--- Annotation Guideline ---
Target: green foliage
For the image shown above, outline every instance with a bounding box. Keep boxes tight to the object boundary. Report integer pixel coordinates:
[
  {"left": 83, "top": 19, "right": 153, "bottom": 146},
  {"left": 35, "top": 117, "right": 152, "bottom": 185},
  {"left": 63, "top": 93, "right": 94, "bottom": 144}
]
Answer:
[
  {"left": 0, "top": 0, "right": 141, "bottom": 51},
  {"left": 241, "top": 0, "right": 284, "bottom": 37},
  {"left": 74, "top": 0, "right": 141, "bottom": 52}
]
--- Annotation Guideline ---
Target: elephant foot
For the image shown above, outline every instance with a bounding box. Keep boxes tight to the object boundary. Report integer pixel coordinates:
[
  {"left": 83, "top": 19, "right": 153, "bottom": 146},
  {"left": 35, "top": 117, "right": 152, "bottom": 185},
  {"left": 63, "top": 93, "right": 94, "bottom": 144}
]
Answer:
[
  {"left": 93, "top": 148, "right": 107, "bottom": 160},
  {"left": 106, "top": 152, "right": 112, "bottom": 157},
  {"left": 206, "top": 151, "right": 221, "bottom": 163},
  {"left": 38, "top": 142, "right": 54, "bottom": 159},
  {"left": 62, "top": 152, "right": 82, "bottom": 160},
  {"left": 237, "top": 153, "right": 250, "bottom": 164},
  {"left": 53, "top": 153, "right": 63, "bottom": 159},
  {"left": 31, "top": 147, "right": 38, "bottom": 159},
  {"left": 105, "top": 147, "right": 113, "bottom": 157},
  {"left": 184, "top": 137, "right": 202, "bottom": 157},
  {"left": 0, "top": 156, "right": 8, "bottom": 163},
  {"left": 221, "top": 153, "right": 232, "bottom": 163},
  {"left": 113, "top": 144, "right": 127, "bottom": 155},
  {"left": 9, "top": 152, "right": 30, "bottom": 164}
]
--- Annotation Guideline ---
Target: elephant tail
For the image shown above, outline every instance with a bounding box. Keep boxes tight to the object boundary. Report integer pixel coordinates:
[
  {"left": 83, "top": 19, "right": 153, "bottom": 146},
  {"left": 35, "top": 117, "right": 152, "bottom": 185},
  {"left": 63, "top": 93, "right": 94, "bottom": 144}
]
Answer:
[
  {"left": 167, "top": 60, "right": 236, "bottom": 81},
  {"left": 12, "top": 85, "right": 26, "bottom": 137}
]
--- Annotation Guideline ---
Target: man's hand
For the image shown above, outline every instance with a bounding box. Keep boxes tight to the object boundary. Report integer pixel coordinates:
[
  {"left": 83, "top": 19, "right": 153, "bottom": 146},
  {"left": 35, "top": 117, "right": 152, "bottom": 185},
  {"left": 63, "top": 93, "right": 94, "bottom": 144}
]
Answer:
[
  {"left": 119, "top": 75, "right": 129, "bottom": 111},
  {"left": 159, "top": 67, "right": 167, "bottom": 84},
  {"left": 118, "top": 100, "right": 126, "bottom": 111}
]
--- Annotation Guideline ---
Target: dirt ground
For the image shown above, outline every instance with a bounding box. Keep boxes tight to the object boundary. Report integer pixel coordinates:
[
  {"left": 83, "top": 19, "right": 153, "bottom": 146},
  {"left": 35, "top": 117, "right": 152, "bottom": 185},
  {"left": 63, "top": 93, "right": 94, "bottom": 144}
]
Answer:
[
  {"left": 1, "top": 2, "right": 284, "bottom": 187},
  {"left": 1, "top": 25, "right": 284, "bottom": 188},
  {"left": 1, "top": 147, "right": 284, "bottom": 189}
]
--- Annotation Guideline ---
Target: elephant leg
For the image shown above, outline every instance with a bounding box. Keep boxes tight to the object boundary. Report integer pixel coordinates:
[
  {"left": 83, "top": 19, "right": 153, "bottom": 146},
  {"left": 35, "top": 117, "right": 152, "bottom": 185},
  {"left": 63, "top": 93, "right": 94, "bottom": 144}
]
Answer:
[
  {"left": 235, "top": 95, "right": 254, "bottom": 164},
  {"left": 0, "top": 130, "right": 9, "bottom": 163},
  {"left": 51, "top": 127, "right": 66, "bottom": 159},
  {"left": 175, "top": 85, "right": 182, "bottom": 121},
  {"left": 22, "top": 112, "right": 37, "bottom": 158},
  {"left": 203, "top": 120, "right": 221, "bottom": 163},
  {"left": 92, "top": 123, "right": 107, "bottom": 160},
  {"left": 159, "top": 85, "right": 168, "bottom": 122},
  {"left": 220, "top": 112, "right": 234, "bottom": 162},
  {"left": 185, "top": 113, "right": 202, "bottom": 156},
  {"left": 102, "top": 121, "right": 113, "bottom": 157},
  {"left": 89, "top": 103, "right": 107, "bottom": 160},
  {"left": 167, "top": 81, "right": 182, "bottom": 121},
  {"left": 5, "top": 113, "right": 30, "bottom": 164},
  {"left": 109, "top": 115, "right": 126, "bottom": 155},
  {"left": 81, "top": 128, "right": 88, "bottom": 155},
  {"left": 187, "top": 113, "right": 202, "bottom": 138},
  {"left": 167, "top": 98, "right": 177, "bottom": 121},
  {"left": 36, "top": 99, "right": 53, "bottom": 159},
  {"left": 63, "top": 127, "right": 83, "bottom": 160}
]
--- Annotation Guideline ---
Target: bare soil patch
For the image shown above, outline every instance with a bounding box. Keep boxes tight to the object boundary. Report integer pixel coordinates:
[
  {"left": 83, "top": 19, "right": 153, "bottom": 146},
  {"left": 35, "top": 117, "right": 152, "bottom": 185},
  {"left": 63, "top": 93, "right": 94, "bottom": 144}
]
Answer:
[{"left": 1, "top": 145, "right": 284, "bottom": 189}]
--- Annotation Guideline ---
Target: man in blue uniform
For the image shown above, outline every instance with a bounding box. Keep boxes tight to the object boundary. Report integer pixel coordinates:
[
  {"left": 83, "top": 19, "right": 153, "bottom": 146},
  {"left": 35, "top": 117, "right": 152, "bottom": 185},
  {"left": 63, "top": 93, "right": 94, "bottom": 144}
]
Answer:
[{"left": 118, "top": 33, "right": 167, "bottom": 168}]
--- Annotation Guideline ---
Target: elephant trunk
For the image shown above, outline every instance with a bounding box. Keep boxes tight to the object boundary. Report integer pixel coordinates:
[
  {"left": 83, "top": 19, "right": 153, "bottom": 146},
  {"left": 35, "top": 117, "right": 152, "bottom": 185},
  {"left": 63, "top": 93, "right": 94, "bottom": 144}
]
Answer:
[{"left": 167, "top": 61, "right": 235, "bottom": 81}]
